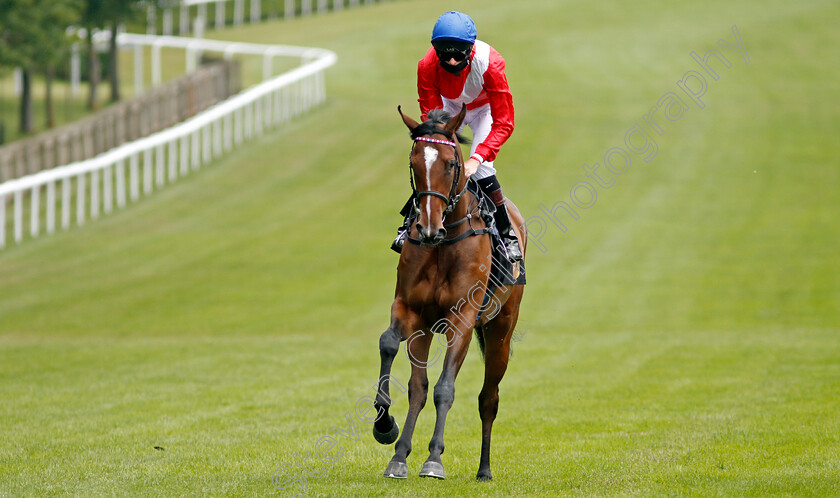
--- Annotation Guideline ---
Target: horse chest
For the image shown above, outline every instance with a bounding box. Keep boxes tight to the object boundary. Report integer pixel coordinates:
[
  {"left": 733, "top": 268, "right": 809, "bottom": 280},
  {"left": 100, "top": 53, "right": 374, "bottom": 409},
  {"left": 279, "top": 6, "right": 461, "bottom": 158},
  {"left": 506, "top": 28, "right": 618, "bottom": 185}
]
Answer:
[
  {"left": 404, "top": 264, "right": 470, "bottom": 315},
  {"left": 406, "top": 275, "right": 450, "bottom": 309}
]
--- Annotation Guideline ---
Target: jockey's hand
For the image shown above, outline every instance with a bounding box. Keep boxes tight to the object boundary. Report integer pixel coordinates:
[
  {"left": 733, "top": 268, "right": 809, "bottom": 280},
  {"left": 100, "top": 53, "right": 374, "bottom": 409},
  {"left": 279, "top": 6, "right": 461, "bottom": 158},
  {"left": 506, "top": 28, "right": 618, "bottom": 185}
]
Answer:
[{"left": 464, "top": 157, "right": 480, "bottom": 178}]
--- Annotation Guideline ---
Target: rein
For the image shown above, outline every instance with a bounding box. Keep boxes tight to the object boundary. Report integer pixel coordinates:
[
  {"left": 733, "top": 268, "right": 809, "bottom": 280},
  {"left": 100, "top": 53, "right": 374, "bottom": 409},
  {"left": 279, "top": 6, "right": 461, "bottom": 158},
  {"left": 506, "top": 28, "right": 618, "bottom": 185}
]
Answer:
[{"left": 407, "top": 132, "right": 491, "bottom": 246}]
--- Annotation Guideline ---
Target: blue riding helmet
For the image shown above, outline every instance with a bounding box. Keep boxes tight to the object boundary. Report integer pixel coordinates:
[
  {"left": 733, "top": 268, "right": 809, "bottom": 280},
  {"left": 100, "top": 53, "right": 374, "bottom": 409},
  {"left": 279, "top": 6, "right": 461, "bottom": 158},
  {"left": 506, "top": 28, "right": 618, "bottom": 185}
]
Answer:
[{"left": 431, "top": 11, "right": 477, "bottom": 44}]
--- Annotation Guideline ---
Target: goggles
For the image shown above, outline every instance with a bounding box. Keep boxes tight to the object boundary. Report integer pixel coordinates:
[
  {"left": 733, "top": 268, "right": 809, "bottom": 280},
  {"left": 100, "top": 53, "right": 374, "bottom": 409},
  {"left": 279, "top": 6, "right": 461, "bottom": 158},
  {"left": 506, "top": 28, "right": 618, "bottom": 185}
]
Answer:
[{"left": 433, "top": 41, "right": 473, "bottom": 62}]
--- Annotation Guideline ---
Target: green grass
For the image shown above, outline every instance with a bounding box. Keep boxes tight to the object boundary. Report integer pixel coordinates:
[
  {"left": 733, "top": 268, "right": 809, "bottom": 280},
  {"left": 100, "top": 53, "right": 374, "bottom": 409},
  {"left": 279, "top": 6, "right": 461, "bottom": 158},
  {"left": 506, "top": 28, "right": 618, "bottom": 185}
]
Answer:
[{"left": 2, "top": 0, "right": 840, "bottom": 495}]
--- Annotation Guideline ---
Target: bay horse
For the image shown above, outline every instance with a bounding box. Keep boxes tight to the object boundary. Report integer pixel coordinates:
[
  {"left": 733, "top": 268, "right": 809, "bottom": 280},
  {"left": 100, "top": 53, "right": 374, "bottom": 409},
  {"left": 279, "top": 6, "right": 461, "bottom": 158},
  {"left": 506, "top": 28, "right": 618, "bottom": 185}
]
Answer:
[{"left": 372, "top": 104, "right": 527, "bottom": 481}]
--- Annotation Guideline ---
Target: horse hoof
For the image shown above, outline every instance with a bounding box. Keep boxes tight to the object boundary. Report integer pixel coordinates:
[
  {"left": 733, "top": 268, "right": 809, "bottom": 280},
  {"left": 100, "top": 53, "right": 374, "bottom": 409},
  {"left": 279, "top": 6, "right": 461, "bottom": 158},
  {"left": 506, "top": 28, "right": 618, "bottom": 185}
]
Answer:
[
  {"left": 419, "top": 460, "right": 445, "bottom": 479},
  {"left": 476, "top": 469, "right": 493, "bottom": 481},
  {"left": 383, "top": 460, "right": 407, "bottom": 479},
  {"left": 372, "top": 417, "right": 399, "bottom": 445}
]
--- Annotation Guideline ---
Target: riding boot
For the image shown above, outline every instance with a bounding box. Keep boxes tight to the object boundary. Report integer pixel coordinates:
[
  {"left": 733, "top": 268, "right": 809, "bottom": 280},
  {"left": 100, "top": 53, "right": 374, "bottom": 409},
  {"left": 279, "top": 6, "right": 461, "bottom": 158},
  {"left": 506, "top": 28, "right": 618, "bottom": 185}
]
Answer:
[
  {"left": 390, "top": 195, "right": 416, "bottom": 253},
  {"left": 493, "top": 203, "right": 524, "bottom": 262},
  {"left": 476, "top": 175, "right": 523, "bottom": 263}
]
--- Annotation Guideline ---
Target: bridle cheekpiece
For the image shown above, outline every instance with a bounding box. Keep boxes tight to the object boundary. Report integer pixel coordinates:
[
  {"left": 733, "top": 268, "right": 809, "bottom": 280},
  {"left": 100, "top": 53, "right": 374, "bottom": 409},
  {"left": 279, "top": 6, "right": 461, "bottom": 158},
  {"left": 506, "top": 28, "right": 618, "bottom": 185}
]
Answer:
[
  {"left": 405, "top": 128, "right": 490, "bottom": 247},
  {"left": 409, "top": 131, "right": 465, "bottom": 218}
]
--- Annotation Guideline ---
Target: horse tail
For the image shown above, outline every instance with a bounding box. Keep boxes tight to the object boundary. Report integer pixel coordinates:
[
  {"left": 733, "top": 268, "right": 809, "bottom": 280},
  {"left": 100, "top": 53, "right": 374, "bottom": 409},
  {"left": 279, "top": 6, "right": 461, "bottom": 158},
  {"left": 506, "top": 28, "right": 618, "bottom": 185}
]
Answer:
[{"left": 473, "top": 325, "right": 486, "bottom": 361}]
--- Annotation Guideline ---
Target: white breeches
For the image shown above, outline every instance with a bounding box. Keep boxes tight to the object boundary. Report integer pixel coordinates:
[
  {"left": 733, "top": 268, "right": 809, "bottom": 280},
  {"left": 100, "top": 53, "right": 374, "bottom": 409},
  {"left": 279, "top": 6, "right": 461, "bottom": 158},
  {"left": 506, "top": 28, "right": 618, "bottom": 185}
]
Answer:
[{"left": 442, "top": 102, "right": 497, "bottom": 180}]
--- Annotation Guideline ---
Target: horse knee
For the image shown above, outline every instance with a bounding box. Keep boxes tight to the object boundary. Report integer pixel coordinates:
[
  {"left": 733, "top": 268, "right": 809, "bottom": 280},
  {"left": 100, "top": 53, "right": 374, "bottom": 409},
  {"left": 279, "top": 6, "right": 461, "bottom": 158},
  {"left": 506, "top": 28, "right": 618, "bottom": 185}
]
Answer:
[
  {"left": 433, "top": 382, "right": 455, "bottom": 409},
  {"left": 379, "top": 328, "right": 400, "bottom": 359}
]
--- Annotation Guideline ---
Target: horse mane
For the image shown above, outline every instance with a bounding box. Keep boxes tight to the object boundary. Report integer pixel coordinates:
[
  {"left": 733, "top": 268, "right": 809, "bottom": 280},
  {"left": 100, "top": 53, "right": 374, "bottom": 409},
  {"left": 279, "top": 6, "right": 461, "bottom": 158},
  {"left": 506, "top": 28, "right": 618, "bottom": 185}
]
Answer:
[{"left": 410, "top": 109, "right": 472, "bottom": 144}]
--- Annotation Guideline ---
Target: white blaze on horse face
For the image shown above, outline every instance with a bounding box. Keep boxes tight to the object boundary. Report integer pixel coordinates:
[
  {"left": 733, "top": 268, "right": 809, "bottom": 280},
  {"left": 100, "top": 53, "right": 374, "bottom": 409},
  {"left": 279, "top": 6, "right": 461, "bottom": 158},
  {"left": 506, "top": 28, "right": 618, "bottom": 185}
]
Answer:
[{"left": 423, "top": 146, "right": 438, "bottom": 224}]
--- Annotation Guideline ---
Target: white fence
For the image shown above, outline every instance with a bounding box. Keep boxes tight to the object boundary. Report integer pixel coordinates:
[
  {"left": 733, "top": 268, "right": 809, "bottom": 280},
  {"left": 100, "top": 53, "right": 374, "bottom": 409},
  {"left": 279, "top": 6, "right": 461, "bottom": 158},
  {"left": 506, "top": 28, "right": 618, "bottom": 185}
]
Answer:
[
  {"left": 0, "top": 34, "right": 336, "bottom": 249},
  {"left": 150, "top": 0, "right": 381, "bottom": 36}
]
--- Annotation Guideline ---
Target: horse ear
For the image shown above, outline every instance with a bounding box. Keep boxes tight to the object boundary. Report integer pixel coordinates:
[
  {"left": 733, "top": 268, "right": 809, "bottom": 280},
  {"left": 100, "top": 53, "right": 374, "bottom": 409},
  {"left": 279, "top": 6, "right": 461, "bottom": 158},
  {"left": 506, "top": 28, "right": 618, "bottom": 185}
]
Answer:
[
  {"left": 444, "top": 104, "right": 467, "bottom": 136},
  {"left": 398, "top": 105, "right": 419, "bottom": 131}
]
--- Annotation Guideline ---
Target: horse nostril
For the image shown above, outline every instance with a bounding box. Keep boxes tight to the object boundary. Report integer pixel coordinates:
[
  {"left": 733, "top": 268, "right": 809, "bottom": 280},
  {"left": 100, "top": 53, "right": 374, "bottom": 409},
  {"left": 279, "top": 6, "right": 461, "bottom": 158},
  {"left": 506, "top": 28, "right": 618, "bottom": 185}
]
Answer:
[
  {"left": 416, "top": 222, "right": 425, "bottom": 234},
  {"left": 436, "top": 228, "right": 447, "bottom": 241}
]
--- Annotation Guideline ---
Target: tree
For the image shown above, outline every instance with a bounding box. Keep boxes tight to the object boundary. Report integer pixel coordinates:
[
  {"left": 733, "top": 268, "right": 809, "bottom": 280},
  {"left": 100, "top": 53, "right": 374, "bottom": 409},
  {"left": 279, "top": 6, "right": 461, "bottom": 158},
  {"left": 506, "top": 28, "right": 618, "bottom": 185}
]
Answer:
[
  {"left": 39, "top": 1, "right": 81, "bottom": 128},
  {"left": 81, "top": 0, "right": 170, "bottom": 107},
  {"left": 0, "top": 0, "right": 80, "bottom": 134},
  {"left": 1, "top": 0, "right": 38, "bottom": 134},
  {"left": 82, "top": 0, "right": 107, "bottom": 110}
]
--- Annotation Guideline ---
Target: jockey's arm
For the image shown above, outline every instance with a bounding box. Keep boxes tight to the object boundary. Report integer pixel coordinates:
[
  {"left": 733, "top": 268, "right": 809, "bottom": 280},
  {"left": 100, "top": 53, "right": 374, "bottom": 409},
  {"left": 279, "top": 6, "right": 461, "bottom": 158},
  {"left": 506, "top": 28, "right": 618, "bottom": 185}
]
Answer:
[
  {"left": 417, "top": 56, "right": 443, "bottom": 121},
  {"left": 473, "top": 56, "right": 514, "bottom": 164}
]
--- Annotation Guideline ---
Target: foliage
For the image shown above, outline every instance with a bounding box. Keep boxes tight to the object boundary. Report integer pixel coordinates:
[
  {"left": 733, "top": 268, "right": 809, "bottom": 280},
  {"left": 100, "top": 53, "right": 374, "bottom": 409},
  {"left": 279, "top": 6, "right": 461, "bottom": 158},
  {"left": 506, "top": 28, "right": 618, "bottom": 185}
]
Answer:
[
  {"left": 81, "top": 0, "right": 170, "bottom": 104},
  {"left": 0, "top": 0, "right": 81, "bottom": 132},
  {"left": 0, "top": 0, "right": 80, "bottom": 71}
]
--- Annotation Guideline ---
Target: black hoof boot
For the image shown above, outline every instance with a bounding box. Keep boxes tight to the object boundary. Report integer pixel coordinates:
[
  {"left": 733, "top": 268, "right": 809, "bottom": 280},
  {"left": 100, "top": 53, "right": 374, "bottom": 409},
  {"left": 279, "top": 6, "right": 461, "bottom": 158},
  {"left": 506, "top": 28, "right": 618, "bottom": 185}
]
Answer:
[
  {"left": 476, "top": 469, "right": 493, "bottom": 481},
  {"left": 419, "top": 460, "right": 445, "bottom": 479},
  {"left": 372, "top": 416, "right": 400, "bottom": 445}
]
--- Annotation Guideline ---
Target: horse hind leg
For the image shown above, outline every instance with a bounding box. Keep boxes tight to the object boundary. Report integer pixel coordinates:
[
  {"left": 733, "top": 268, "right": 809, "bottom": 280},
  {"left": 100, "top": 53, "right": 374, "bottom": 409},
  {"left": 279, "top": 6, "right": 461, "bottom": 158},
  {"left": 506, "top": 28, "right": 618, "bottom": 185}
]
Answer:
[{"left": 476, "top": 286, "right": 523, "bottom": 481}]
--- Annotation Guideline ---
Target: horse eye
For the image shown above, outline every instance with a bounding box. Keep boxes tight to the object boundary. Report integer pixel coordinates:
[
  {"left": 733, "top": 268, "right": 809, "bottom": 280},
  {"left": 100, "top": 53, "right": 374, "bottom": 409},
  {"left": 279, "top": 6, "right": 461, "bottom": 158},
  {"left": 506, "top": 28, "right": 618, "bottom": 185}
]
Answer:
[{"left": 447, "top": 159, "right": 457, "bottom": 169}]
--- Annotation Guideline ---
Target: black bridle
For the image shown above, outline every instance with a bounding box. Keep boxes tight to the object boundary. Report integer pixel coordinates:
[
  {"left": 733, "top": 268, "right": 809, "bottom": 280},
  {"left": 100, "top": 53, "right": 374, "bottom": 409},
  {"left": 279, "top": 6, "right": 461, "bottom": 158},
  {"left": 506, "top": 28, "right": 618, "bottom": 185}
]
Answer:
[
  {"left": 406, "top": 131, "right": 491, "bottom": 246},
  {"left": 409, "top": 132, "right": 467, "bottom": 217}
]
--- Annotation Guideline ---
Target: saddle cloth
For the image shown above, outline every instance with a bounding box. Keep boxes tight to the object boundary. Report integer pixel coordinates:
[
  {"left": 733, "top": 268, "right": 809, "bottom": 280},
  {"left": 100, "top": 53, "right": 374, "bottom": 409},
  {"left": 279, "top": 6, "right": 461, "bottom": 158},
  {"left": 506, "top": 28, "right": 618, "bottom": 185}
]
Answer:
[{"left": 471, "top": 183, "right": 526, "bottom": 287}]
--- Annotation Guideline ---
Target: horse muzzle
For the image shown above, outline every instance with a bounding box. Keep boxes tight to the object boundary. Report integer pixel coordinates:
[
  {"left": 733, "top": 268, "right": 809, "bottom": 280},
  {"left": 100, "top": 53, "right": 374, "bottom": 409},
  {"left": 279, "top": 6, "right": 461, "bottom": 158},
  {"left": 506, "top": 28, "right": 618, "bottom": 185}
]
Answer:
[{"left": 416, "top": 223, "right": 447, "bottom": 246}]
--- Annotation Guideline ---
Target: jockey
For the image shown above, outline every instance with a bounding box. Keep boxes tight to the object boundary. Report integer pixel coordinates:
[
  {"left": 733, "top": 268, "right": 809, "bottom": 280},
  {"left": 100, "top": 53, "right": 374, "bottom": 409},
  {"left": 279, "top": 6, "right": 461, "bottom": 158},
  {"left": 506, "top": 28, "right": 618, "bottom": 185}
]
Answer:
[{"left": 391, "top": 11, "right": 523, "bottom": 262}]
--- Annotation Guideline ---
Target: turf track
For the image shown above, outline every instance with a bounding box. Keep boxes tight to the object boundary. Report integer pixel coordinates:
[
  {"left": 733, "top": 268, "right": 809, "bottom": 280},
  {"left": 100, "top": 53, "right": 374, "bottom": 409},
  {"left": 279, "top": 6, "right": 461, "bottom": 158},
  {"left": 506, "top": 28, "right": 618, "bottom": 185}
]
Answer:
[{"left": 1, "top": 0, "right": 839, "bottom": 495}]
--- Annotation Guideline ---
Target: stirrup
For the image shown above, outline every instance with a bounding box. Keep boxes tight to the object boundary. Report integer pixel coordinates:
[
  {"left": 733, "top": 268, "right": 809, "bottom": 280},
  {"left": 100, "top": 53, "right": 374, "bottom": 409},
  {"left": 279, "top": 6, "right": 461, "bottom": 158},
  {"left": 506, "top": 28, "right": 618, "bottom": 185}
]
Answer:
[
  {"left": 391, "top": 227, "right": 408, "bottom": 254},
  {"left": 501, "top": 231, "right": 523, "bottom": 262}
]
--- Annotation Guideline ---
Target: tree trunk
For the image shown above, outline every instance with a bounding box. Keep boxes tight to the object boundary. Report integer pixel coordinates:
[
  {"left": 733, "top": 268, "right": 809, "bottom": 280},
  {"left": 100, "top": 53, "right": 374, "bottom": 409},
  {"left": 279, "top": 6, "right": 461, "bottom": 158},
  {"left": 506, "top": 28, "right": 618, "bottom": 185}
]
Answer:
[
  {"left": 87, "top": 29, "right": 100, "bottom": 110},
  {"left": 109, "top": 21, "right": 120, "bottom": 103},
  {"left": 45, "top": 66, "right": 56, "bottom": 128},
  {"left": 19, "top": 69, "right": 33, "bottom": 135}
]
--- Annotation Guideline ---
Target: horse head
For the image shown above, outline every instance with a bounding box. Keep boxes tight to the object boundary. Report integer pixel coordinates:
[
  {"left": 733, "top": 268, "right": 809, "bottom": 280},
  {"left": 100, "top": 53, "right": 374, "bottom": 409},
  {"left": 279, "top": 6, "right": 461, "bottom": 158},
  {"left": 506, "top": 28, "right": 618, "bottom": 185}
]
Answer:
[{"left": 398, "top": 104, "right": 468, "bottom": 246}]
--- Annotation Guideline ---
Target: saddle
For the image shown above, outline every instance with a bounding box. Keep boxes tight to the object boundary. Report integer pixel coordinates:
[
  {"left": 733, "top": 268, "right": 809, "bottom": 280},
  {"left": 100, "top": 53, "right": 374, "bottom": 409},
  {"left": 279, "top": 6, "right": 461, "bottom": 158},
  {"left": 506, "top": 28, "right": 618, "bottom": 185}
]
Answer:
[{"left": 469, "top": 183, "right": 527, "bottom": 288}]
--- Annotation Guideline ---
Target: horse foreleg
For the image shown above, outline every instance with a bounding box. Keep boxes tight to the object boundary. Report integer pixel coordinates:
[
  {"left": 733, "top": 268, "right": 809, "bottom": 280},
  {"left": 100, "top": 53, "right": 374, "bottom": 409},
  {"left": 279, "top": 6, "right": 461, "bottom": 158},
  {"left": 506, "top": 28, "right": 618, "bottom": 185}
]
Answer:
[
  {"left": 476, "top": 286, "right": 522, "bottom": 481},
  {"left": 420, "top": 321, "right": 473, "bottom": 479},
  {"left": 373, "top": 325, "right": 401, "bottom": 445},
  {"left": 383, "top": 330, "right": 432, "bottom": 478}
]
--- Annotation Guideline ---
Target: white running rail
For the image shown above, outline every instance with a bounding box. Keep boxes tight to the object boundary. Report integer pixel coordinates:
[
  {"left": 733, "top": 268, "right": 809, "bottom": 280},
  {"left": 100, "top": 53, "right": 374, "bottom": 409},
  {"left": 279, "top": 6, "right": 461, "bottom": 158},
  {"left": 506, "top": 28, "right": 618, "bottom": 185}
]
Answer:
[{"left": 0, "top": 34, "right": 336, "bottom": 249}]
